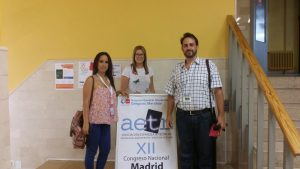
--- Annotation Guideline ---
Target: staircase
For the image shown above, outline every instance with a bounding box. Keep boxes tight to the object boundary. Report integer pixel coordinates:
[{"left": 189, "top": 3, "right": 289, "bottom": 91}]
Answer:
[
  {"left": 269, "top": 77, "right": 300, "bottom": 122},
  {"left": 266, "top": 76, "right": 300, "bottom": 168}
]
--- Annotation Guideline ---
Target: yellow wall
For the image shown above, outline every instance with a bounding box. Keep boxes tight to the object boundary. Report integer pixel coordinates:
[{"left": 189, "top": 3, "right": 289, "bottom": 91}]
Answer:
[
  {"left": 0, "top": 0, "right": 3, "bottom": 44},
  {"left": 2, "top": 0, "right": 234, "bottom": 91}
]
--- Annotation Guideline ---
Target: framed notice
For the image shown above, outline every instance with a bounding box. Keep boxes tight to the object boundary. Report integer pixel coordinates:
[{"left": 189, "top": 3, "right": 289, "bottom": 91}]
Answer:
[
  {"left": 113, "top": 63, "right": 122, "bottom": 78},
  {"left": 78, "top": 61, "right": 93, "bottom": 88},
  {"left": 116, "top": 94, "right": 178, "bottom": 169},
  {"left": 55, "top": 63, "right": 74, "bottom": 89}
]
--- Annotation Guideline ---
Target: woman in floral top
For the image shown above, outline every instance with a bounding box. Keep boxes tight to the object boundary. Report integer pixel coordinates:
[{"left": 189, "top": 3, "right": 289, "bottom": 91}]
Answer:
[{"left": 82, "top": 52, "right": 118, "bottom": 169}]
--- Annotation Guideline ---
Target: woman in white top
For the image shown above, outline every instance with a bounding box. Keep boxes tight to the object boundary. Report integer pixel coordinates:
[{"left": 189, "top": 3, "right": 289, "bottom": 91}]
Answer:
[{"left": 120, "top": 45, "right": 155, "bottom": 94}]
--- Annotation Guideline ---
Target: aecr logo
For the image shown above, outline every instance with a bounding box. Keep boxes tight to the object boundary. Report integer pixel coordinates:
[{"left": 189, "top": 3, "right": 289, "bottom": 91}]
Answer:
[
  {"left": 120, "top": 98, "right": 130, "bottom": 104},
  {"left": 120, "top": 117, "right": 167, "bottom": 131}
]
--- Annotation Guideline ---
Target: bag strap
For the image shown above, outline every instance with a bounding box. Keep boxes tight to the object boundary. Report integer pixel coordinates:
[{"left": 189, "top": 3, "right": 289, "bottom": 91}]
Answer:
[
  {"left": 205, "top": 59, "right": 213, "bottom": 109},
  {"left": 205, "top": 59, "right": 217, "bottom": 122},
  {"left": 89, "top": 76, "right": 94, "bottom": 108},
  {"left": 83, "top": 76, "right": 94, "bottom": 143}
]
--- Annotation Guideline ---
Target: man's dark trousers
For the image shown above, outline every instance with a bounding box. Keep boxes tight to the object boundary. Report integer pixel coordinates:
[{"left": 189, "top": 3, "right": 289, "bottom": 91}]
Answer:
[{"left": 176, "top": 108, "right": 216, "bottom": 169}]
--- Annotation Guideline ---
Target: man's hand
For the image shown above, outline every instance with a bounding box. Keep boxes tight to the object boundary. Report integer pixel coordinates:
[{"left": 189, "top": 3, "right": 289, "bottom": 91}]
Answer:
[
  {"left": 216, "top": 115, "right": 225, "bottom": 130},
  {"left": 214, "top": 87, "right": 225, "bottom": 130},
  {"left": 166, "top": 95, "right": 175, "bottom": 129},
  {"left": 166, "top": 115, "right": 173, "bottom": 128}
]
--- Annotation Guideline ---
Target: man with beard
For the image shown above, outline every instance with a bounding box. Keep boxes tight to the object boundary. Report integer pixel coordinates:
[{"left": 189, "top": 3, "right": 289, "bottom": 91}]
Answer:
[{"left": 165, "top": 32, "right": 225, "bottom": 169}]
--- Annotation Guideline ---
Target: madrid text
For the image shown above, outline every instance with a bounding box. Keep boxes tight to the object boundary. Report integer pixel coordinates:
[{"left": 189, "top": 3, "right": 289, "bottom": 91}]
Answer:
[{"left": 123, "top": 155, "right": 169, "bottom": 169}]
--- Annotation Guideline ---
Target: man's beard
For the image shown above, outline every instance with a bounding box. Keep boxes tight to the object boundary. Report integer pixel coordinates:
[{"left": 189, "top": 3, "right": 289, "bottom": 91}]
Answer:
[{"left": 184, "top": 50, "right": 197, "bottom": 58}]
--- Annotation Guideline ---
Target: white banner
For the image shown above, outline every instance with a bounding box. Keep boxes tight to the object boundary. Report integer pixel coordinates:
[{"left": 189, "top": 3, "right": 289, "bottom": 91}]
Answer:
[{"left": 116, "top": 94, "right": 178, "bottom": 169}]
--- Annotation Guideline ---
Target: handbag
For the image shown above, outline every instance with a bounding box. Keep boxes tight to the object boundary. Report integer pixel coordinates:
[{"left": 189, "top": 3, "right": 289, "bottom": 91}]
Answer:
[{"left": 70, "top": 76, "right": 94, "bottom": 149}]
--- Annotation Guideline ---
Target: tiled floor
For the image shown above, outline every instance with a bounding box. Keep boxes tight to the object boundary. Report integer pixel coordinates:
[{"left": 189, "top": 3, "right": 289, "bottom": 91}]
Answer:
[{"left": 37, "top": 160, "right": 234, "bottom": 169}]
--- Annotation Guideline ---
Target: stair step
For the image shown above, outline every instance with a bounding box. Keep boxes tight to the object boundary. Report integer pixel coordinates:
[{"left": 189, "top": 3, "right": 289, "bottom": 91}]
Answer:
[
  {"left": 253, "top": 145, "right": 300, "bottom": 167},
  {"left": 250, "top": 124, "right": 300, "bottom": 143},
  {"left": 269, "top": 77, "right": 300, "bottom": 89},
  {"left": 251, "top": 105, "right": 300, "bottom": 121},
  {"left": 274, "top": 89, "right": 300, "bottom": 104}
]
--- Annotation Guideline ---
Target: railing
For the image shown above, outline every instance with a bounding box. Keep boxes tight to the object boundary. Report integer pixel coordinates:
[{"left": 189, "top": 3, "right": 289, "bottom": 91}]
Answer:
[{"left": 227, "top": 15, "right": 300, "bottom": 169}]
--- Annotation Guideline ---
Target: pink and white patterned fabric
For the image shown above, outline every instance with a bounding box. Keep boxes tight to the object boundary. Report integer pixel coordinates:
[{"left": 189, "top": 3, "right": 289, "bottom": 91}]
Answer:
[{"left": 89, "top": 86, "right": 118, "bottom": 124}]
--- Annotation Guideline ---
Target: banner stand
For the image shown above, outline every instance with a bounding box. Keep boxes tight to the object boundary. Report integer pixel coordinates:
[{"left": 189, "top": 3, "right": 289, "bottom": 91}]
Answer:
[{"left": 116, "top": 94, "right": 178, "bottom": 169}]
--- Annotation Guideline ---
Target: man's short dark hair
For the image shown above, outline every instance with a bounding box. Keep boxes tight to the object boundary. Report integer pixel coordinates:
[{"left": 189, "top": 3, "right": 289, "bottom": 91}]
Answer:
[{"left": 180, "top": 32, "right": 198, "bottom": 46}]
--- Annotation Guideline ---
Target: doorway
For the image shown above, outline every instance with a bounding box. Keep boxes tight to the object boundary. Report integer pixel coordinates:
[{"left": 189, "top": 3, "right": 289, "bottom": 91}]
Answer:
[{"left": 252, "top": 0, "right": 268, "bottom": 73}]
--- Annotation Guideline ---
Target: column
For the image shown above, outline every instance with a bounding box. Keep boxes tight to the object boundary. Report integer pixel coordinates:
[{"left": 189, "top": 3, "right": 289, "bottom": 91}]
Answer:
[{"left": 0, "top": 47, "right": 11, "bottom": 169}]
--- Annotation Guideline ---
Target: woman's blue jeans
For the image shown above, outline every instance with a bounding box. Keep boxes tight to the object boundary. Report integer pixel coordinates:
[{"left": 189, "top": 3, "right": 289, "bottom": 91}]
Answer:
[
  {"left": 85, "top": 124, "right": 111, "bottom": 169},
  {"left": 176, "top": 109, "right": 216, "bottom": 169}
]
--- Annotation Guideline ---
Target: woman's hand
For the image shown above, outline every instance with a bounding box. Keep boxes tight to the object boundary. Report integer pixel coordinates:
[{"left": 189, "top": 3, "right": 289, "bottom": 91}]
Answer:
[
  {"left": 82, "top": 122, "right": 89, "bottom": 135},
  {"left": 117, "top": 90, "right": 129, "bottom": 98}
]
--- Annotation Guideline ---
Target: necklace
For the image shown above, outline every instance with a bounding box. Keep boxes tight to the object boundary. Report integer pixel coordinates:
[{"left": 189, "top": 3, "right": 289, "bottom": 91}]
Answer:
[
  {"left": 96, "top": 74, "right": 115, "bottom": 116},
  {"left": 96, "top": 73, "right": 113, "bottom": 94},
  {"left": 97, "top": 74, "right": 109, "bottom": 86}
]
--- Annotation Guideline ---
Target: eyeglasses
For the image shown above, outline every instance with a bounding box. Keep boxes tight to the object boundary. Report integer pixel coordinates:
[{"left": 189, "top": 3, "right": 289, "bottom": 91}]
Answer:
[{"left": 135, "top": 53, "right": 144, "bottom": 56}]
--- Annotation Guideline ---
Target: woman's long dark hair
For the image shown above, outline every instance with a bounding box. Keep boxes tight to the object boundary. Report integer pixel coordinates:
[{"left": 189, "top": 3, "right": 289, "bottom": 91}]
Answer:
[
  {"left": 131, "top": 45, "right": 149, "bottom": 75},
  {"left": 92, "top": 52, "right": 116, "bottom": 90}
]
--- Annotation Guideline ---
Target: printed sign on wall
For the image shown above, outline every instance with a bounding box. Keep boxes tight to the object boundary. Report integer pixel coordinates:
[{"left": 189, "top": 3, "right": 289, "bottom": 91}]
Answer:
[
  {"left": 78, "top": 61, "right": 93, "bottom": 88},
  {"left": 55, "top": 63, "right": 74, "bottom": 89},
  {"left": 113, "top": 63, "right": 122, "bottom": 78},
  {"left": 116, "top": 94, "right": 178, "bottom": 169}
]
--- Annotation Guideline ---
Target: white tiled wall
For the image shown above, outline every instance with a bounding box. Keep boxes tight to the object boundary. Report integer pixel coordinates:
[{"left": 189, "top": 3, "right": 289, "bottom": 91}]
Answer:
[
  {"left": 9, "top": 58, "right": 228, "bottom": 169},
  {"left": 0, "top": 47, "right": 11, "bottom": 169}
]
